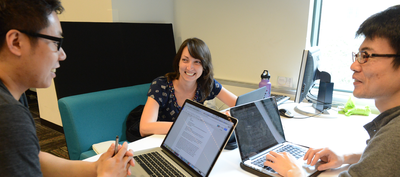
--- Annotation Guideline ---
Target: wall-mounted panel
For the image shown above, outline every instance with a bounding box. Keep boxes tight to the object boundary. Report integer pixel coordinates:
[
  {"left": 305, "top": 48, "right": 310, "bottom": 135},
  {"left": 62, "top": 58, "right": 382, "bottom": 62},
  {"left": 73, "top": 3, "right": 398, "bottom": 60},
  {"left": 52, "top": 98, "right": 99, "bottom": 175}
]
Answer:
[{"left": 55, "top": 22, "right": 176, "bottom": 99}]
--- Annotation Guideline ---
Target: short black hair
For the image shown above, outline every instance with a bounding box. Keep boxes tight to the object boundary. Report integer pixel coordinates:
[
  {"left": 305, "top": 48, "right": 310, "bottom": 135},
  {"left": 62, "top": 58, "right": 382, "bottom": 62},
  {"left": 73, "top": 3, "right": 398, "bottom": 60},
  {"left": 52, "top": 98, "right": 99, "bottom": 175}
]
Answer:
[
  {"left": 356, "top": 5, "right": 400, "bottom": 69},
  {"left": 0, "top": 0, "right": 64, "bottom": 49}
]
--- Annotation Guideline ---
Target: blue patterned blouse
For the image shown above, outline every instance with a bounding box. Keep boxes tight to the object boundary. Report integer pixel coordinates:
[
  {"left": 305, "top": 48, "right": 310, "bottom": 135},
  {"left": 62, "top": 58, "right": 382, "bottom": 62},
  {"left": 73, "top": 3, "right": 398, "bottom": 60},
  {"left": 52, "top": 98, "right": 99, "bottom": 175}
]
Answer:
[{"left": 147, "top": 76, "right": 222, "bottom": 121}]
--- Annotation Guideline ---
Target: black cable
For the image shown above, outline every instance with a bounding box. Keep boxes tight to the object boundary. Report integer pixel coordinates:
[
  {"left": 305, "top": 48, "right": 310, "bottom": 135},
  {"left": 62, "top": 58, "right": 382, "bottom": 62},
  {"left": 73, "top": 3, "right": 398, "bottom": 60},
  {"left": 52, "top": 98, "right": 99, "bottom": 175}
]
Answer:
[
  {"left": 291, "top": 110, "right": 324, "bottom": 119},
  {"left": 291, "top": 107, "right": 327, "bottom": 119}
]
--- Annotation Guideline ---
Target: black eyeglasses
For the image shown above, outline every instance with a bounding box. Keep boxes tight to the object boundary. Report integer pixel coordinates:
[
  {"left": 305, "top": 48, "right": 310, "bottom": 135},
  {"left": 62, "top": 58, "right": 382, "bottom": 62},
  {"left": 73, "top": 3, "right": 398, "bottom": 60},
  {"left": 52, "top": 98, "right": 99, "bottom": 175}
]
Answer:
[
  {"left": 19, "top": 30, "right": 63, "bottom": 51},
  {"left": 352, "top": 51, "right": 400, "bottom": 64}
]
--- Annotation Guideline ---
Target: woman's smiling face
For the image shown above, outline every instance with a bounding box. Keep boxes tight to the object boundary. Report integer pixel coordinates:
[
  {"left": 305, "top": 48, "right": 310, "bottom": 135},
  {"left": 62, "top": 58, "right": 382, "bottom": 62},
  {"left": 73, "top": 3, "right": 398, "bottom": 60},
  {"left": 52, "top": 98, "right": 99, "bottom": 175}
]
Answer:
[{"left": 178, "top": 46, "right": 203, "bottom": 83}]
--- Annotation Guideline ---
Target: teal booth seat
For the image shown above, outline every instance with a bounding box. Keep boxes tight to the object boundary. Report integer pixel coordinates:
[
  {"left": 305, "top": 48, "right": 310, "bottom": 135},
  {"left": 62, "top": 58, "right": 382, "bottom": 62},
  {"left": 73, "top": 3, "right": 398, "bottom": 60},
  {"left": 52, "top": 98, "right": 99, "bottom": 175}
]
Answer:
[{"left": 58, "top": 83, "right": 150, "bottom": 160}]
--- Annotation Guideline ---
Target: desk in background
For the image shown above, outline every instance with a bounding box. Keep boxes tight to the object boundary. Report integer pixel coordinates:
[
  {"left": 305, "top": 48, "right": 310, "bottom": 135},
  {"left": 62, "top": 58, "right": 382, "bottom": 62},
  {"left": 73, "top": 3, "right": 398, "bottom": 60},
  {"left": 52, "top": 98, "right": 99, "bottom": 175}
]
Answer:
[{"left": 85, "top": 102, "right": 376, "bottom": 176}]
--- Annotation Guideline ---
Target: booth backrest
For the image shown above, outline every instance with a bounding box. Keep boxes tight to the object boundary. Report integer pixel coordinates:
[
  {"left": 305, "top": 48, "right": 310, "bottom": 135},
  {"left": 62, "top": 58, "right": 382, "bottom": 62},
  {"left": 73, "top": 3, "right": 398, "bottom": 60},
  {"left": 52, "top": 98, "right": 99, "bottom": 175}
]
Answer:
[{"left": 58, "top": 83, "right": 150, "bottom": 160}]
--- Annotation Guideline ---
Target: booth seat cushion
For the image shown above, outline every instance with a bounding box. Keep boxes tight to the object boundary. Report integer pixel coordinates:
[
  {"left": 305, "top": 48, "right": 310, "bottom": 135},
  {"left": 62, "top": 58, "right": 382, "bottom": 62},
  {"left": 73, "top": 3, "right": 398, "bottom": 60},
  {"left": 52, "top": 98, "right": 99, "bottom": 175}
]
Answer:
[
  {"left": 80, "top": 150, "right": 97, "bottom": 160},
  {"left": 58, "top": 83, "right": 150, "bottom": 160},
  {"left": 79, "top": 140, "right": 128, "bottom": 160}
]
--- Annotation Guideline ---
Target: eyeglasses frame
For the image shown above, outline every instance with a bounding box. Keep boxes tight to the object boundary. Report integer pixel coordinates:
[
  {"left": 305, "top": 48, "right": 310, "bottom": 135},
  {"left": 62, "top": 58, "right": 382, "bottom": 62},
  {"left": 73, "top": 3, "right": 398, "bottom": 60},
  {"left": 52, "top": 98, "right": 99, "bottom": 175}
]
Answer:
[
  {"left": 18, "top": 30, "right": 63, "bottom": 51},
  {"left": 352, "top": 51, "right": 400, "bottom": 64}
]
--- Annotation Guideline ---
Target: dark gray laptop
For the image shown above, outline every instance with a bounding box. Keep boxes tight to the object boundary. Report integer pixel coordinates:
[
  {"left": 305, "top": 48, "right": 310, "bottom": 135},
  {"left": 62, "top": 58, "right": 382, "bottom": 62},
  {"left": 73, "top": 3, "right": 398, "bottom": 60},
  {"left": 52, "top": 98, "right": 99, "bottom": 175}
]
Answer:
[
  {"left": 130, "top": 99, "right": 238, "bottom": 177},
  {"left": 230, "top": 97, "right": 322, "bottom": 177},
  {"left": 225, "top": 86, "right": 267, "bottom": 150},
  {"left": 226, "top": 86, "right": 290, "bottom": 150}
]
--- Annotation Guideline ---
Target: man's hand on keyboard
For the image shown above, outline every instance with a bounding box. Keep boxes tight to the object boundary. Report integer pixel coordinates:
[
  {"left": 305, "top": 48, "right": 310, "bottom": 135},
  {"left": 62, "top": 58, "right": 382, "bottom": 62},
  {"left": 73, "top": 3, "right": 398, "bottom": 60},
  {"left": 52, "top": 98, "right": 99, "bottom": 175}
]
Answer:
[
  {"left": 303, "top": 147, "right": 345, "bottom": 171},
  {"left": 264, "top": 151, "right": 305, "bottom": 177}
]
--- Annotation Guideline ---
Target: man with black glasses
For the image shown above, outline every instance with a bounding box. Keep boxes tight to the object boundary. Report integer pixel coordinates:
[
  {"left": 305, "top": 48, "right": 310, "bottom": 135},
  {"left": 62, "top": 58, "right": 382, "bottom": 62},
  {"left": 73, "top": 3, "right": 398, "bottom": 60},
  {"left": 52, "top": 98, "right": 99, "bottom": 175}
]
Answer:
[
  {"left": 0, "top": 0, "right": 134, "bottom": 176},
  {"left": 263, "top": 5, "right": 400, "bottom": 177}
]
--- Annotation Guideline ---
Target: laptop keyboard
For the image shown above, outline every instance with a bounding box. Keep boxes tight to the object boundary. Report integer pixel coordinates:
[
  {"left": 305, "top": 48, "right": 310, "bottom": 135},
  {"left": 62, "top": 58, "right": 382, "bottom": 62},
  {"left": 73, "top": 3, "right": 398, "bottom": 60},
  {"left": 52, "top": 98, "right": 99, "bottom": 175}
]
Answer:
[
  {"left": 134, "top": 151, "right": 185, "bottom": 177},
  {"left": 251, "top": 144, "right": 307, "bottom": 172},
  {"left": 271, "top": 94, "right": 290, "bottom": 105}
]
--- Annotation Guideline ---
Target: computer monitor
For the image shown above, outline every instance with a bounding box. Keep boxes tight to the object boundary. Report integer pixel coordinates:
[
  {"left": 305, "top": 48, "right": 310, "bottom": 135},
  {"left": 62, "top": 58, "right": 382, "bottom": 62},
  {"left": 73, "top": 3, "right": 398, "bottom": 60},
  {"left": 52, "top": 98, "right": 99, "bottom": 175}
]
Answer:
[{"left": 294, "top": 46, "right": 335, "bottom": 117}]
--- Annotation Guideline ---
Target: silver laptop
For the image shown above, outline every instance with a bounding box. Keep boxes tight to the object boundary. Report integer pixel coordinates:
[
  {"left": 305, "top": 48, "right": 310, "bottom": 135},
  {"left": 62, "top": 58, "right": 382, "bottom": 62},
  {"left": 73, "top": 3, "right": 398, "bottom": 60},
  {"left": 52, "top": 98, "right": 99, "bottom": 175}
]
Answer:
[
  {"left": 130, "top": 99, "right": 238, "bottom": 177},
  {"left": 235, "top": 86, "right": 267, "bottom": 106},
  {"left": 235, "top": 86, "right": 290, "bottom": 106},
  {"left": 230, "top": 97, "right": 322, "bottom": 177}
]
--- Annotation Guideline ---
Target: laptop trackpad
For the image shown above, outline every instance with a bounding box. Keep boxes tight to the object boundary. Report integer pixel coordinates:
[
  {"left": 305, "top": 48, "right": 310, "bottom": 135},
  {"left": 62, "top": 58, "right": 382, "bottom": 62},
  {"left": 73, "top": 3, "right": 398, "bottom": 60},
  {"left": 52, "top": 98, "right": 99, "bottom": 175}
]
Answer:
[
  {"left": 129, "top": 163, "right": 151, "bottom": 177},
  {"left": 301, "top": 160, "right": 324, "bottom": 176}
]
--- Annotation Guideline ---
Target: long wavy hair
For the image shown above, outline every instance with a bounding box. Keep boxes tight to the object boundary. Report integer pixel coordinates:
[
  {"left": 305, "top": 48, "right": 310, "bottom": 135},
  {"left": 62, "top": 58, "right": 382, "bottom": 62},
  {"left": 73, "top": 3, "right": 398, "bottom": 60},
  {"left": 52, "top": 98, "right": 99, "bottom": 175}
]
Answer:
[{"left": 166, "top": 38, "right": 214, "bottom": 102}]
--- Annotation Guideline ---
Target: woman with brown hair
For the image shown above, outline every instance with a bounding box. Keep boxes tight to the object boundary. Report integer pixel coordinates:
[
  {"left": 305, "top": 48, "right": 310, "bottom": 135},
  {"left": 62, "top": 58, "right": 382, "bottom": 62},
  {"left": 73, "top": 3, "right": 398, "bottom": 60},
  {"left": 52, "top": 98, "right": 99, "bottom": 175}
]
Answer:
[{"left": 139, "top": 37, "right": 237, "bottom": 137}]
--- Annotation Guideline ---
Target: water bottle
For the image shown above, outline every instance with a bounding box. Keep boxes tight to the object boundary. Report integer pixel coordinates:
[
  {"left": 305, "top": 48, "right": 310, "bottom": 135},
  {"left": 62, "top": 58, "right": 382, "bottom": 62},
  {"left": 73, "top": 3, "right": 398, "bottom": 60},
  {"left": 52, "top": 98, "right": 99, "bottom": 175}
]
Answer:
[{"left": 259, "top": 70, "right": 271, "bottom": 98}]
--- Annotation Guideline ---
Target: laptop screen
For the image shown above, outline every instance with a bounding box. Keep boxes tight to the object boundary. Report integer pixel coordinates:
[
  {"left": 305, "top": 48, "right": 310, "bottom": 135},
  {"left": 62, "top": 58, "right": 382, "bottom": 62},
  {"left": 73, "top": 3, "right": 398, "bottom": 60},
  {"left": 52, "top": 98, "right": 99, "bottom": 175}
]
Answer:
[
  {"left": 162, "top": 100, "right": 236, "bottom": 176},
  {"left": 230, "top": 97, "right": 285, "bottom": 160}
]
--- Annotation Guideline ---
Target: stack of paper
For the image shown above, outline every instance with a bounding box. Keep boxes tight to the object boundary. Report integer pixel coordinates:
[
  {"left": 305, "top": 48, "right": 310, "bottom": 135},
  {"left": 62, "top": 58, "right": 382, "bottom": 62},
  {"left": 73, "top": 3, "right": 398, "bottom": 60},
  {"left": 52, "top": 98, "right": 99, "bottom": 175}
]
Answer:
[{"left": 92, "top": 140, "right": 114, "bottom": 154}]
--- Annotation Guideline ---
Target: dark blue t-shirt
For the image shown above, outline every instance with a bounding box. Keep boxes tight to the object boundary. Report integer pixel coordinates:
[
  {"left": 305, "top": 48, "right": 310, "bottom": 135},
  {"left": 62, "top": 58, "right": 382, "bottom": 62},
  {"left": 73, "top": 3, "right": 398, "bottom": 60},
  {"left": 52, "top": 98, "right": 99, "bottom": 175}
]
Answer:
[
  {"left": 0, "top": 80, "right": 42, "bottom": 176},
  {"left": 147, "top": 76, "right": 222, "bottom": 121}
]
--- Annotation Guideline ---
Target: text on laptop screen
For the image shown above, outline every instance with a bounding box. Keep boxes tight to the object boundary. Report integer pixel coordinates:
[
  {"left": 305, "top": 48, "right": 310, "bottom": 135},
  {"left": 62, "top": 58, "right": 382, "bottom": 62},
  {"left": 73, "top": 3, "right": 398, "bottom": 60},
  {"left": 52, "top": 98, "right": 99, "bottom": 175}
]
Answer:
[
  {"left": 162, "top": 102, "right": 234, "bottom": 176},
  {"left": 230, "top": 98, "right": 285, "bottom": 160}
]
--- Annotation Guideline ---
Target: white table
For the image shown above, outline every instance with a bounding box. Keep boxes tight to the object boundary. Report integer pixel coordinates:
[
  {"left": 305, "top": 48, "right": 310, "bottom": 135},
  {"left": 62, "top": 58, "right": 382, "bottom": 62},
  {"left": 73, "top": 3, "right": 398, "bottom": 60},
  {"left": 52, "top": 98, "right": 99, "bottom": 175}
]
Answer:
[{"left": 85, "top": 102, "right": 376, "bottom": 176}]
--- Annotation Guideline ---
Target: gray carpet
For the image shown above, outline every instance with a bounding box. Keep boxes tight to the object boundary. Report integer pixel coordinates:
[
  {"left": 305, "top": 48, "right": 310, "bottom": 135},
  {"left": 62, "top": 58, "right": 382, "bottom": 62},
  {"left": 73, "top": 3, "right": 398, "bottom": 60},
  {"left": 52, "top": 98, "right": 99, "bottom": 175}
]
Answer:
[{"left": 28, "top": 92, "right": 69, "bottom": 159}]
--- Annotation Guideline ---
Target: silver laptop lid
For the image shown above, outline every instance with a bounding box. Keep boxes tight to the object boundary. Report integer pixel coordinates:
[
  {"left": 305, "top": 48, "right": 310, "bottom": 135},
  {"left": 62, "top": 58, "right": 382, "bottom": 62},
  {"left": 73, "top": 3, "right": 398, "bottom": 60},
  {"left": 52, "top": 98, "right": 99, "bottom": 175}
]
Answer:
[
  {"left": 161, "top": 99, "right": 238, "bottom": 177},
  {"left": 235, "top": 86, "right": 267, "bottom": 106},
  {"left": 230, "top": 97, "right": 286, "bottom": 161}
]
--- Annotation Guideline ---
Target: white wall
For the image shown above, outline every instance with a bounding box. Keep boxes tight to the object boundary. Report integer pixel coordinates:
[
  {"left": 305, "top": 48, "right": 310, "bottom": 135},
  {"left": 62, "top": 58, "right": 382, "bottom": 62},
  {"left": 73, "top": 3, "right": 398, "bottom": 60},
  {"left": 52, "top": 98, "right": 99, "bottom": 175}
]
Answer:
[
  {"left": 174, "top": 0, "right": 311, "bottom": 87},
  {"left": 111, "top": 0, "right": 174, "bottom": 23},
  {"left": 58, "top": 0, "right": 113, "bottom": 22}
]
